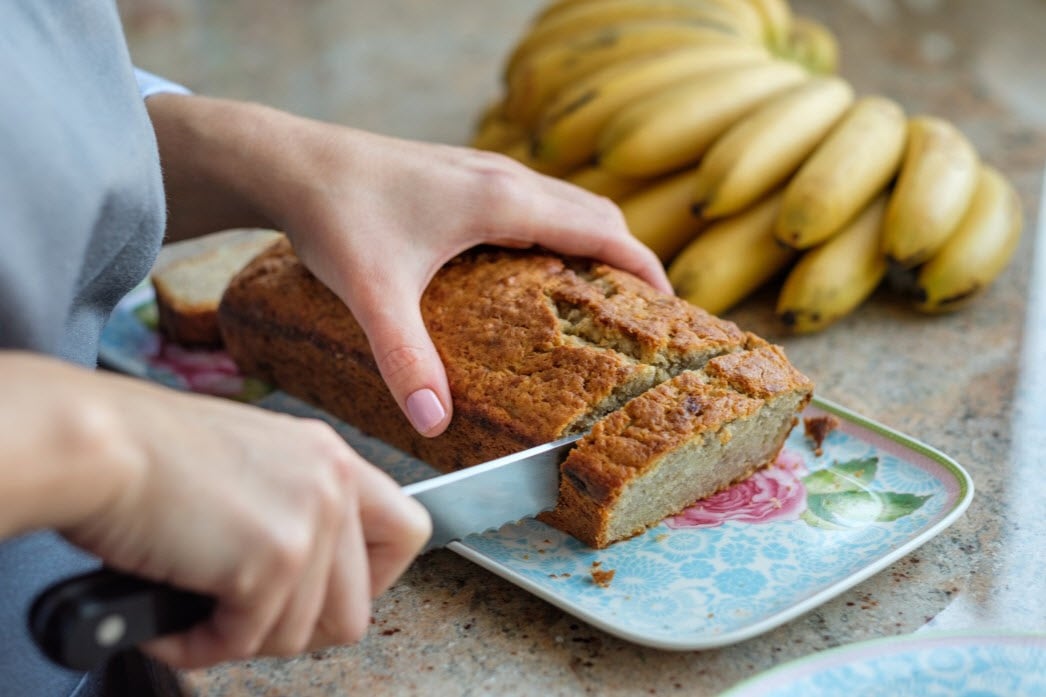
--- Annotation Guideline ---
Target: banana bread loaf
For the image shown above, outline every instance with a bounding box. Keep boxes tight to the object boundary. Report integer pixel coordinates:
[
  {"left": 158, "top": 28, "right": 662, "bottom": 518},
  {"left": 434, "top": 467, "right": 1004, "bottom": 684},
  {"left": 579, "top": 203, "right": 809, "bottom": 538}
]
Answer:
[{"left": 218, "top": 238, "right": 812, "bottom": 547}]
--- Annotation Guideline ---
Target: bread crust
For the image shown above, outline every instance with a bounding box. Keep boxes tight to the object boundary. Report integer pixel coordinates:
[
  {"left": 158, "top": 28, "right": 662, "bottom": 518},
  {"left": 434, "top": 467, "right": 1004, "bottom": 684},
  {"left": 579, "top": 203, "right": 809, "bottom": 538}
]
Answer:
[
  {"left": 152, "top": 232, "right": 282, "bottom": 346},
  {"left": 541, "top": 343, "right": 813, "bottom": 547},
  {"left": 218, "top": 239, "right": 813, "bottom": 546}
]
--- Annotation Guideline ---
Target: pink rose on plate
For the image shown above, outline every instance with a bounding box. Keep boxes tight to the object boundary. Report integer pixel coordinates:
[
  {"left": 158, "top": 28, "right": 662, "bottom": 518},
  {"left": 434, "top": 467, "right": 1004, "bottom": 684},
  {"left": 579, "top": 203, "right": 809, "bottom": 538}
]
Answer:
[
  {"left": 666, "top": 450, "right": 809, "bottom": 529},
  {"left": 149, "top": 341, "right": 246, "bottom": 397}
]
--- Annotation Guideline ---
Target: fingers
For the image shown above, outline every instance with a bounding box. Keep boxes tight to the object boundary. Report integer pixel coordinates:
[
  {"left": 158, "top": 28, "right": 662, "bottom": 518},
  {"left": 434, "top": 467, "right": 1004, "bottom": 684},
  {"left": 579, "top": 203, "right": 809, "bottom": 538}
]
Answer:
[
  {"left": 256, "top": 456, "right": 362, "bottom": 656},
  {"left": 351, "top": 294, "right": 454, "bottom": 438},
  {"left": 302, "top": 486, "right": 374, "bottom": 651},
  {"left": 466, "top": 151, "right": 672, "bottom": 294},
  {"left": 354, "top": 460, "right": 431, "bottom": 595},
  {"left": 142, "top": 423, "right": 427, "bottom": 668},
  {"left": 307, "top": 462, "right": 428, "bottom": 652},
  {"left": 142, "top": 559, "right": 294, "bottom": 668}
]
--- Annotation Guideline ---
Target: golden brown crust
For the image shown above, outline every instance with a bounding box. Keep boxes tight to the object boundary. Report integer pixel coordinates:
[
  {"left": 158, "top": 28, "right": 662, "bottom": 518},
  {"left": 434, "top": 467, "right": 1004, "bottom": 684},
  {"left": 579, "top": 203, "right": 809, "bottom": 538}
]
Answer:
[
  {"left": 153, "top": 286, "right": 223, "bottom": 346},
  {"left": 556, "top": 377, "right": 759, "bottom": 504},
  {"left": 542, "top": 344, "right": 813, "bottom": 548},
  {"left": 219, "top": 239, "right": 751, "bottom": 471},
  {"left": 705, "top": 343, "right": 815, "bottom": 400},
  {"left": 152, "top": 232, "right": 282, "bottom": 347},
  {"left": 539, "top": 375, "right": 762, "bottom": 548},
  {"left": 219, "top": 239, "right": 813, "bottom": 546}
]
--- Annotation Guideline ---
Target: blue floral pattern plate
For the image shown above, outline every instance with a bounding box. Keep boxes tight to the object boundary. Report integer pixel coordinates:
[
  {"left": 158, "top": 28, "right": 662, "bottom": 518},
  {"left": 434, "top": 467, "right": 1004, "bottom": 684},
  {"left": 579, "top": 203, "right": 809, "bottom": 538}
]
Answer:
[
  {"left": 720, "top": 631, "right": 1046, "bottom": 696},
  {"left": 100, "top": 284, "right": 974, "bottom": 650}
]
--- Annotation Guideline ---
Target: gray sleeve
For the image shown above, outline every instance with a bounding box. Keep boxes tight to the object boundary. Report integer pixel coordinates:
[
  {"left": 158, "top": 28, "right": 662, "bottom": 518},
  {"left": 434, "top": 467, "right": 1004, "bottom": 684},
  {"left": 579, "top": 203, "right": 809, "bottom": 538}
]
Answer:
[{"left": 0, "top": 1, "right": 167, "bottom": 365}]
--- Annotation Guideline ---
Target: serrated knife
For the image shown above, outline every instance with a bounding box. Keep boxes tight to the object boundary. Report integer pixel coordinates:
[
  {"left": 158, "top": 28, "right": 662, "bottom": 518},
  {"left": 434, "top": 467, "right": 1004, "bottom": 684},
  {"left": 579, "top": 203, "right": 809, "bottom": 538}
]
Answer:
[{"left": 28, "top": 434, "right": 580, "bottom": 671}]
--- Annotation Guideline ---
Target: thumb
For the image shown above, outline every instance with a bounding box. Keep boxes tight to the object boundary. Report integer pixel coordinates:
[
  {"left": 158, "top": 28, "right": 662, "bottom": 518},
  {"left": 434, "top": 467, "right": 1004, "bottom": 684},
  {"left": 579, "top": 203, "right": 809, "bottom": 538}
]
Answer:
[{"left": 353, "top": 301, "right": 453, "bottom": 438}]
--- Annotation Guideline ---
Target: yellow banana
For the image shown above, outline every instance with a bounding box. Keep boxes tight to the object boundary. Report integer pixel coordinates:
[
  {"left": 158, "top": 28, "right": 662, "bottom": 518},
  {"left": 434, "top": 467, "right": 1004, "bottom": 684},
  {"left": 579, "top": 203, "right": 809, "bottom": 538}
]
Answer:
[
  {"left": 537, "top": 0, "right": 768, "bottom": 28},
  {"left": 744, "top": 0, "right": 793, "bottom": 52},
  {"left": 668, "top": 0, "right": 775, "bottom": 28},
  {"left": 470, "top": 113, "right": 528, "bottom": 152},
  {"left": 505, "top": 0, "right": 763, "bottom": 78},
  {"left": 499, "top": 139, "right": 575, "bottom": 178},
  {"left": 534, "top": 0, "right": 595, "bottom": 22},
  {"left": 597, "top": 58, "right": 809, "bottom": 178},
  {"left": 505, "top": 21, "right": 743, "bottom": 127},
  {"left": 780, "top": 16, "right": 839, "bottom": 75},
  {"left": 776, "top": 96, "right": 907, "bottom": 249},
  {"left": 668, "top": 192, "right": 796, "bottom": 314},
  {"left": 693, "top": 75, "right": 854, "bottom": 219},
  {"left": 618, "top": 165, "right": 708, "bottom": 262},
  {"left": 566, "top": 166, "right": 648, "bottom": 201},
  {"left": 881, "top": 116, "right": 980, "bottom": 268},
  {"left": 913, "top": 165, "right": 1023, "bottom": 313},
  {"left": 776, "top": 194, "right": 889, "bottom": 333},
  {"left": 474, "top": 97, "right": 507, "bottom": 130},
  {"left": 533, "top": 41, "right": 770, "bottom": 171}
]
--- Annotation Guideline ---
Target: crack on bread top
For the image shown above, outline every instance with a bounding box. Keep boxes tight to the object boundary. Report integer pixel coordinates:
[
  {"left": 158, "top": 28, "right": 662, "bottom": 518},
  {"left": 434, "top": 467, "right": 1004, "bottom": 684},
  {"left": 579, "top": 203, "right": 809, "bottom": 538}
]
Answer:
[
  {"left": 542, "top": 259, "right": 747, "bottom": 432},
  {"left": 222, "top": 243, "right": 754, "bottom": 446},
  {"left": 558, "top": 344, "right": 815, "bottom": 506},
  {"left": 547, "top": 261, "right": 745, "bottom": 373}
]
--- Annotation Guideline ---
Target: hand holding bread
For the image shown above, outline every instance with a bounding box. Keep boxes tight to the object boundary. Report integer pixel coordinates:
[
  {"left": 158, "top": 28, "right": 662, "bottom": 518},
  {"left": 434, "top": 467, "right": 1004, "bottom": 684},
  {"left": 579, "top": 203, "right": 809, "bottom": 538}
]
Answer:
[
  {"left": 146, "top": 92, "right": 810, "bottom": 554},
  {"left": 146, "top": 93, "right": 669, "bottom": 438}
]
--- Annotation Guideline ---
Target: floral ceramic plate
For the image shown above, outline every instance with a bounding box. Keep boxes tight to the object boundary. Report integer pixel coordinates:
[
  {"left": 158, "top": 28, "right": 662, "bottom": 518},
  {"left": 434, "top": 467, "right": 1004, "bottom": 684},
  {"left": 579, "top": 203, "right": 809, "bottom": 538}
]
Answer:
[
  {"left": 720, "top": 631, "right": 1046, "bottom": 696},
  {"left": 100, "top": 284, "right": 974, "bottom": 650}
]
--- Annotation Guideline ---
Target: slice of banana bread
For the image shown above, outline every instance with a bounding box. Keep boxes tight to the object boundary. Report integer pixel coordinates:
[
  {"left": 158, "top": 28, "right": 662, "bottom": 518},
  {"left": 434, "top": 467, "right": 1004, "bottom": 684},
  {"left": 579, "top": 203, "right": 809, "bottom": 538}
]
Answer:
[
  {"left": 152, "top": 230, "right": 282, "bottom": 346},
  {"left": 541, "top": 338, "right": 812, "bottom": 547},
  {"left": 217, "top": 238, "right": 812, "bottom": 546}
]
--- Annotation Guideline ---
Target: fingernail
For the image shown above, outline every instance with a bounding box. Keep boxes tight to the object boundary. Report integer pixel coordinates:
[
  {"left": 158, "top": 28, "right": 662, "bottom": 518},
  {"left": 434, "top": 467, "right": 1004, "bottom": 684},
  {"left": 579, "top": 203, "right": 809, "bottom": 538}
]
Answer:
[{"left": 406, "top": 388, "right": 446, "bottom": 434}]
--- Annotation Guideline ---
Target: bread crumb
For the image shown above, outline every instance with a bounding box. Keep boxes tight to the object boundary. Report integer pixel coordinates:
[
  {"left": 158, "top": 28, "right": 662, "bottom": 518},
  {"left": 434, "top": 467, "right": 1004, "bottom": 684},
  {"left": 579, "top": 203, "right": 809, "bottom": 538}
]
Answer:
[
  {"left": 590, "top": 561, "right": 616, "bottom": 588},
  {"left": 804, "top": 414, "right": 840, "bottom": 456}
]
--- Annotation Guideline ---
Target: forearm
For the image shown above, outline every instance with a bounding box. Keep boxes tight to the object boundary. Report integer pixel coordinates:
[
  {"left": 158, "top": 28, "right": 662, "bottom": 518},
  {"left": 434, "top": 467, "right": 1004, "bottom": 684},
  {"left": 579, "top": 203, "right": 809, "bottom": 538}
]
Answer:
[
  {"left": 0, "top": 353, "right": 139, "bottom": 538},
  {"left": 145, "top": 93, "right": 372, "bottom": 243},
  {"left": 146, "top": 94, "right": 276, "bottom": 241}
]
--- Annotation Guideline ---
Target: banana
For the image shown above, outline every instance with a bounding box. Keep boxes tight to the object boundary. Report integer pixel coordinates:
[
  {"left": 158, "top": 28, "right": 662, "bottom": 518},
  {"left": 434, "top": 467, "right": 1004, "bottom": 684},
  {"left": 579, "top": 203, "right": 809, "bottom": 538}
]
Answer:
[
  {"left": 668, "top": 192, "right": 796, "bottom": 314},
  {"left": 566, "top": 165, "right": 648, "bottom": 201},
  {"left": 533, "top": 41, "right": 770, "bottom": 171},
  {"left": 913, "top": 165, "right": 1023, "bottom": 313},
  {"left": 537, "top": 0, "right": 768, "bottom": 28},
  {"left": 618, "top": 165, "right": 708, "bottom": 262},
  {"left": 597, "top": 58, "right": 809, "bottom": 178},
  {"left": 881, "top": 116, "right": 980, "bottom": 268},
  {"left": 505, "top": 21, "right": 744, "bottom": 127},
  {"left": 474, "top": 97, "right": 507, "bottom": 130},
  {"left": 780, "top": 16, "right": 839, "bottom": 75},
  {"left": 498, "top": 139, "right": 575, "bottom": 178},
  {"left": 534, "top": 0, "right": 597, "bottom": 22},
  {"left": 505, "top": 0, "right": 764, "bottom": 78},
  {"left": 776, "top": 194, "right": 889, "bottom": 333},
  {"left": 775, "top": 96, "right": 907, "bottom": 249},
  {"left": 744, "top": 0, "right": 793, "bottom": 51},
  {"left": 693, "top": 75, "right": 854, "bottom": 219},
  {"left": 470, "top": 112, "right": 528, "bottom": 152}
]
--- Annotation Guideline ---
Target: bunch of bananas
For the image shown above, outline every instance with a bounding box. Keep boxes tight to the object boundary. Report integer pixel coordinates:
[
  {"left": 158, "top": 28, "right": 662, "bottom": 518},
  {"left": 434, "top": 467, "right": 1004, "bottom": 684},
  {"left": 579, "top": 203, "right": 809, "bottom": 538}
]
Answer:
[{"left": 471, "top": 0, "right": 1023, "bottom": 333}]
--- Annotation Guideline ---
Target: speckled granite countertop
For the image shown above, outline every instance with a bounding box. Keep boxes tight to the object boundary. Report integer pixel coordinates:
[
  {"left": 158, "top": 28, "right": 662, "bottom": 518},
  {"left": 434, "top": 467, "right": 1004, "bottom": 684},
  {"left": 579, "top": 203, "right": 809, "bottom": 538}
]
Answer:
[{"left": 118, "top": 0, "right": 1046, "bottom": 694}]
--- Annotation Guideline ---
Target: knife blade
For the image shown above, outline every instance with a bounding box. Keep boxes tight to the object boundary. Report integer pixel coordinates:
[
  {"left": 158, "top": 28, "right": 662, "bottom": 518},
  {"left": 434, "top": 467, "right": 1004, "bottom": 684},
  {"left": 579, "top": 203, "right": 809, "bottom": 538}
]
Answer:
[
  {"left": 28, "top": 434, "right": 580, "bottom": 671},
  {"left": 408, "top": 433, "right": 578, "bottom": 552}
]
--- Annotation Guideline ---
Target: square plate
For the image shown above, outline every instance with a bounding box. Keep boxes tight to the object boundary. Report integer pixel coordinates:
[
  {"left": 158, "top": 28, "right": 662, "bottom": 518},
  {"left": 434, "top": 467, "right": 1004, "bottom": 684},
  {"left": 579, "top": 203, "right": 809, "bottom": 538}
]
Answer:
[{"left": 100, "top": 284, "right": 974, "bottom": 650}]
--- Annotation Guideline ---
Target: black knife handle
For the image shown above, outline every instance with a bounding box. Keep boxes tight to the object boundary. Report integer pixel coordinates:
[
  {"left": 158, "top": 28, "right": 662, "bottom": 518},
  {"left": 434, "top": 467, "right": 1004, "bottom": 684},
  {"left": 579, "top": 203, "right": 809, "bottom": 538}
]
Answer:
[{"left": 29, "top": 568, "right": 215, "bottom": 671}]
